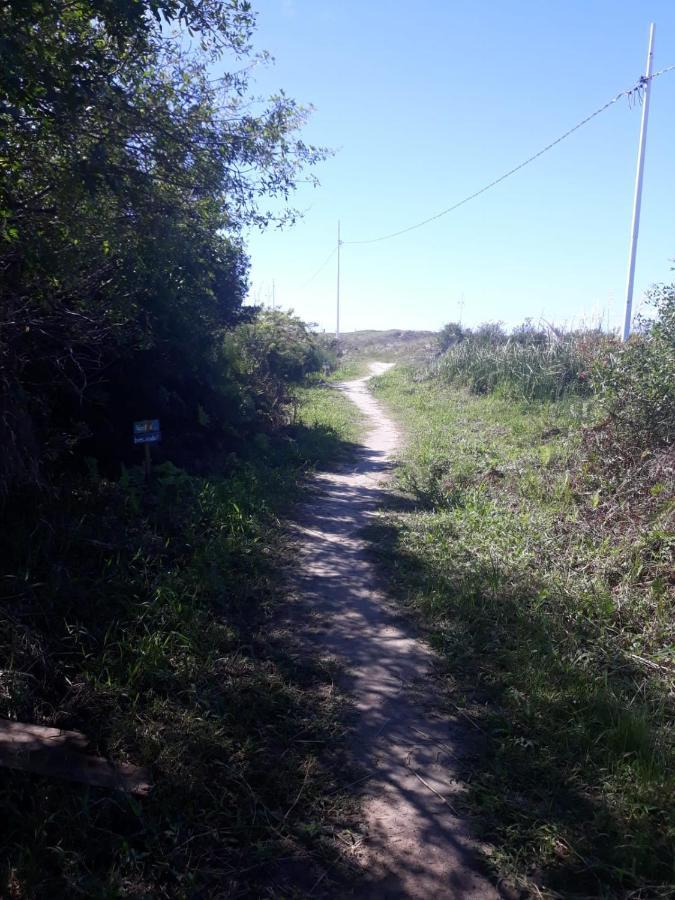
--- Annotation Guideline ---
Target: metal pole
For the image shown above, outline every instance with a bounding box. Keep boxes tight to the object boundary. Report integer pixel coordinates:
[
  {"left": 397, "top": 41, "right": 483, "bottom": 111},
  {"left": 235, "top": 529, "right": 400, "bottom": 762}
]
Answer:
[
  {"left": 272, "top": 279, "right": 276, "bottom": 311},
  {"left": 623, "top": 22, "right": 655, "bottom": 342},
  {"left": 336, "top": 220, "right": 341, "bottom": 340}
]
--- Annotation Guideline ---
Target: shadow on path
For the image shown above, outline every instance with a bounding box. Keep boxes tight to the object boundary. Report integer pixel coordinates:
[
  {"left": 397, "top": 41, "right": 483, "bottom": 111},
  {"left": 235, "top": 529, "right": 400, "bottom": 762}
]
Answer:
[{"left": 286, "top": 364, "right": 500, "bottom": 899}]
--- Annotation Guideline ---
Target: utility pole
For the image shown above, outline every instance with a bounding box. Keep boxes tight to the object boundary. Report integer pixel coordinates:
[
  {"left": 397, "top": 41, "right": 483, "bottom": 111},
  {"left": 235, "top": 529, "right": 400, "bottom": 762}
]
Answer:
[
  {"left": 272, "top": 279, "right": 276, "bottom": 311},
  {"left": 623, "top": 22, "right": 655, "bottom": 342},
  {"left": 458, "top": 293, "right": 465, "bottom": 326},
  {"left": 336, "top": 220, "right": 341, "bottom": 340}
]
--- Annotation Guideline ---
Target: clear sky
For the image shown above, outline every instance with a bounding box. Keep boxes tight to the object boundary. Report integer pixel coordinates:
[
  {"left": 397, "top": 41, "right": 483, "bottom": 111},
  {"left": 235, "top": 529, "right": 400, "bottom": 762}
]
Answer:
[{"left": 232, "top": 1, "right": 675, "bottom": 334}]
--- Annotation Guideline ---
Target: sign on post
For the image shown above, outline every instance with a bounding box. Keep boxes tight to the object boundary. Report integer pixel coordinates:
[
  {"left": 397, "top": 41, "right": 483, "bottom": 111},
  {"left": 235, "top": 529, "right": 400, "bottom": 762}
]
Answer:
[
  {"left": 133, "top": 420, "right": 161, "bottom": 480},
  {"left": 133, "top": 420, "right": 161, "bottom": 445}
]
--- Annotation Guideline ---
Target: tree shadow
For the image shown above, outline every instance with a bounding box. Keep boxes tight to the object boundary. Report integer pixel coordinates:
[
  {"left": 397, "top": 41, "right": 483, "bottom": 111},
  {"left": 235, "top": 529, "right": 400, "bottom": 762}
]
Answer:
[
  {"left": 277, "top": 438, "right": 504, "bottom": 897},
  {"left": 0, "top": 416, "right": 376, "bottom": 898},
  {"left": 362, "top": 509, "right": 675, "bottom": 898}
]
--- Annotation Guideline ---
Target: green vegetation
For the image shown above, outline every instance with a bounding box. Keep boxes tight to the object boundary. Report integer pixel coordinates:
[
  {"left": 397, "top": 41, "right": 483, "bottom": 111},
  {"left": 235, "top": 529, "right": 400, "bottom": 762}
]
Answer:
[
  {"left": 434, "top": 320, "right": 601, "bottom": 401},
  {"left": 594, "top": 285, "right": 675, "bottom": 450},
  {"left": 0, "top": 379, "right": 362, "bottom": 897},
  {"left": 370, "top": 300, "right": 674, "bottom": 897},
  {"left": 0, "top": 0, "right": 327, "bottom": 497},
  {"left": 295, "top": 381, "right": 365, "bottom": 455},
  {"left": 0, "top": 3, "right": 367, "bottom": 894}
]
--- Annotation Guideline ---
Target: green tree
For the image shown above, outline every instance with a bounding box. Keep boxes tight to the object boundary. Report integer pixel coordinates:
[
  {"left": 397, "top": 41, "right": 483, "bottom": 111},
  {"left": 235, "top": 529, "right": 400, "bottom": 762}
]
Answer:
[
  {"left": 223, "top": 310, "right": 333, "bottom": 426},
  {"left": 0, "top": 0, "right": 326, "bottom": 492}
]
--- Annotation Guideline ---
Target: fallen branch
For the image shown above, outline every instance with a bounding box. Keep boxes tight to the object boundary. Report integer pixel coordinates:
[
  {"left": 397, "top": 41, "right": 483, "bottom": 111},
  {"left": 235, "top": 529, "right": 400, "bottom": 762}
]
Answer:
[{"left": 0, "top": 720, "right": 152, "bottom": 796}]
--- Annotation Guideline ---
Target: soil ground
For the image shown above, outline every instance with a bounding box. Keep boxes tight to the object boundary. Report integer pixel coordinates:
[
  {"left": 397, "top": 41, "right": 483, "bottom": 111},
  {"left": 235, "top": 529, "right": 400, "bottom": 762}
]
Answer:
[{"left": 287, "top": 363, "right": 500, "bottom": 898}]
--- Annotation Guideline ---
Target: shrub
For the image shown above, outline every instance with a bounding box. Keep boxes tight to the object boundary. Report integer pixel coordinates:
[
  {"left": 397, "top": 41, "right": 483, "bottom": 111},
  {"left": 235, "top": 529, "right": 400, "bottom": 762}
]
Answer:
[
  {"left": 437, "top": 321, "right": 468, "bottom": 351},
  {"left": 594, "top": 285, "right": 675, "bottom": 449},
  {"left": 472, "top": 321, "right": 508, "bottom": 346},
  {"left": 220, "top": 310, "right": 336, "bottom": 428}
]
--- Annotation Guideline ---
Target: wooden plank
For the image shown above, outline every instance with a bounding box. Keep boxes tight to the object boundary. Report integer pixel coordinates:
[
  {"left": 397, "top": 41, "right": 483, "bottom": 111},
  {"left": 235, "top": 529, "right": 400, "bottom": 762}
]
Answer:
[{"left": 0, "top": 720, "right": 152, "bottom": 796}]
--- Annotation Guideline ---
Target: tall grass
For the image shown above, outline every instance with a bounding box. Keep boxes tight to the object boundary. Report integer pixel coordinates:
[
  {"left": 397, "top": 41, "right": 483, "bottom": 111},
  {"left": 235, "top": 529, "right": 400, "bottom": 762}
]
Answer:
[{"left": 433, "top": 332, "right": 604, "bottom": 401}]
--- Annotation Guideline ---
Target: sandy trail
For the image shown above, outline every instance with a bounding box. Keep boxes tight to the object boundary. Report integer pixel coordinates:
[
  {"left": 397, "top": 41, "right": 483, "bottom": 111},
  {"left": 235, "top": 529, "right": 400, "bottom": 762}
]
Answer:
[{"left": 290, "top": 362, "right": 498, "bottom": 899}]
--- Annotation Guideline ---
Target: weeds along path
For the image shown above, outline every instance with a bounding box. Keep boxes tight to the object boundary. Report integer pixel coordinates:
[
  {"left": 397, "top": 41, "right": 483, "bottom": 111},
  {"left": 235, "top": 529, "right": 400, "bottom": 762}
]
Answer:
[{"left": 289, "top": 363, "right": 498, "bottom": 899}]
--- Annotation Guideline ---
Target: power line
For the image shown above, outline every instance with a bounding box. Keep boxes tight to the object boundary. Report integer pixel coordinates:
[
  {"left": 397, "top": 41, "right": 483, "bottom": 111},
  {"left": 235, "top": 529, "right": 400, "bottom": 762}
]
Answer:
[
  {"left": 298, "top": 245, "right": 338, "bottom": 289},
  {"left": 651, "top": 63, "right": 675, "bottom": 78},
  {"left": 342, "top": 66, "right": 675, "bottom": 247}
]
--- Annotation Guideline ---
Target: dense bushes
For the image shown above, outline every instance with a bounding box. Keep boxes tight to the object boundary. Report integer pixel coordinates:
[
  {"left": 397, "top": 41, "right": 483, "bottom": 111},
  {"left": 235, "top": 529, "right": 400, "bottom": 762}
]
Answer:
[
  {"left": 0, "top": 0, "right": 325, "bottom": 496},
  {"left": 221, "top": 310, "right": 335, "bottom": 428},
  {"left": 594, "top": 285, "right": 675, "bottom": 449},
  {"left": 0, "top": 13, "right": 349, "bottom": 886},
  {"left": 0, "top": 6, "right": 344, "bottom": 877},
  {"left": 73, "top": 308, "right": 335, "bottom": 475}
]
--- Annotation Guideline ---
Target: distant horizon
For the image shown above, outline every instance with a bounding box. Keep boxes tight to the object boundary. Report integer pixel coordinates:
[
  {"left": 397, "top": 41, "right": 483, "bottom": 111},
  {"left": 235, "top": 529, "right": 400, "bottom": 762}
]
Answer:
[{"left": 252, "top": 304, "right": 649, "bottom": 337}]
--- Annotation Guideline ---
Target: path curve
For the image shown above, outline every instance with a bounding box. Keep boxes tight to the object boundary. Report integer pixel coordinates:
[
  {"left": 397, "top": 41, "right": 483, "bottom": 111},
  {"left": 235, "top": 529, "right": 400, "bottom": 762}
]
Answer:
[{"left": 291, "top": 363, "right": 499, "bottom": 899}]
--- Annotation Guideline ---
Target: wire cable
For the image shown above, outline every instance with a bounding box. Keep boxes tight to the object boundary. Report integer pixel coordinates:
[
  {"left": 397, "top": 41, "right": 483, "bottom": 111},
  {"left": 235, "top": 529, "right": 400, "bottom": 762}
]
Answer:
[
  {"left": 652, "top": 63, "right": 675, "bottom": 78},
  {"left": 298, "top": 245, "right": 337, "bottom": 289},
  {"left": 343, "top": 66, "right": 675, "bottom": 247}
]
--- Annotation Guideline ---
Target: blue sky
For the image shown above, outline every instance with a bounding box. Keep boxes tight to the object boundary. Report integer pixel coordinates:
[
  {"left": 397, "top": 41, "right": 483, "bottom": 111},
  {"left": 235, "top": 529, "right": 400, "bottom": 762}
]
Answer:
[{"left": 233, "top": 1, "right": 675, "bottom": 334}]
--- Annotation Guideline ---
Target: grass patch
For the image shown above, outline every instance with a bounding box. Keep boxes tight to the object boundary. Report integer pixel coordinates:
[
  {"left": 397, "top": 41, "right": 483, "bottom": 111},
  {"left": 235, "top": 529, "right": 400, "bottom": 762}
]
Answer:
[
  {"left": 369, "top": 365, "right": 674, "bottom": 898},
  {"left": 319, "top": 357, "right": 372, "bottom": 381},
  {"left": 0, "top": 384, "right": 362, "bottom": 898},
  {"left": 294, "top": 381, "right": 366, "bottom": 451}
]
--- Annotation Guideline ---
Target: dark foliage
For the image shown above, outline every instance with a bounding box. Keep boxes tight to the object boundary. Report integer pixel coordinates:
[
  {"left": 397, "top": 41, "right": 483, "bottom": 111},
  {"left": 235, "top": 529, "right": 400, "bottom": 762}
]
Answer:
[
  {"left": 0, "top": 0, "right": 326, "bottom": 495},
  {"left": 594, "top": 285, "right": 675, "bottom": 450}
]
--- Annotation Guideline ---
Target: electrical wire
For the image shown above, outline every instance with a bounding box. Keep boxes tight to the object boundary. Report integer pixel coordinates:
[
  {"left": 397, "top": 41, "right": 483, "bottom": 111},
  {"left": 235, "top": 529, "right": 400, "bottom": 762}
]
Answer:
[
  {"left": 298, "top": 245, "right": 337, "bottom": 289},
  {"left": 342, "top": 66, "right": 675, "bottom": 247},
  {"left": 652, "top": 63, "right": 675, "bottom": 78}
]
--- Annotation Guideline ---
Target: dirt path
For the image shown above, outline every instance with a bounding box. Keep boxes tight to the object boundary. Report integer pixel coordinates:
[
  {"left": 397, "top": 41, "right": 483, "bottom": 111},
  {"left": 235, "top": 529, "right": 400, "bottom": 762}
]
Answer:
[{"left": 290, "top": 362, "right": 499, "bottom": 899}]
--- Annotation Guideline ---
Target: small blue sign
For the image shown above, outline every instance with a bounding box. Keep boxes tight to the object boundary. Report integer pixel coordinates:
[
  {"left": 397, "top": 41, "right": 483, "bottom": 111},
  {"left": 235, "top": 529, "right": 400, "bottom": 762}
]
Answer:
[
  {"left": 133, "top": 420, "right": 161, "bottom": 445},
  {"left": 134, "top": 431, "right": 162, "bottom": 445}
]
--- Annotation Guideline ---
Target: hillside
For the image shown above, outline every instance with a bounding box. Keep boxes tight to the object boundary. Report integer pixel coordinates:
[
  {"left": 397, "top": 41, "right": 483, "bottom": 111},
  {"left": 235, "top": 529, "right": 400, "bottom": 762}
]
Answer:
[{"left": 338, "top": 329, "right": 436, "bottom": 358}]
